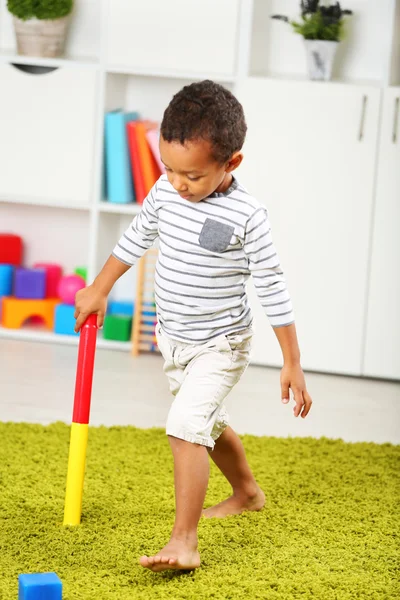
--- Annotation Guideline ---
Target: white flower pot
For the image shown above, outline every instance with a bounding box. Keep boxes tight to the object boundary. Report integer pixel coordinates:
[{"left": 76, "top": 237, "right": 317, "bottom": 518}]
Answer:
[
  {"left": 13, "top": 16, "right": 71, "bottom": 58},
  {"left": 304, "top": 40, "right": 339, "bottom": 81}
]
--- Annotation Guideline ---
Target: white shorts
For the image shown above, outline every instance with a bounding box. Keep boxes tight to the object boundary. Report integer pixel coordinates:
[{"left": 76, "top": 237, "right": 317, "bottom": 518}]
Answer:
[{"left": 155, "top": 324, "right": 253, "bottom": 449}]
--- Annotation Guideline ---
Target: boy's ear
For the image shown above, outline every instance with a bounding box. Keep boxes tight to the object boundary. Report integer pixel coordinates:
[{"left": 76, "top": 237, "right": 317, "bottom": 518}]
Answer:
[{"left": 225, "top": 152, "right": 243, "bottom": 173}]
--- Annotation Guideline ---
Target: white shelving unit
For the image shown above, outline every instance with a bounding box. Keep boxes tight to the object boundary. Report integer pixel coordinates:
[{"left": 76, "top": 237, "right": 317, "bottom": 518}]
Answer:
[
  {"left": 0, "top": 0, "right": 399, "bottom": 376},
  {"left": 0, "top": 0, "right": 252, "bottom": 351}
]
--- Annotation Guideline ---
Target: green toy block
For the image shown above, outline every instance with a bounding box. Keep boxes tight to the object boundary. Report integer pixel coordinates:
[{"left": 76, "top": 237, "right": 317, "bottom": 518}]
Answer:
[
  {"left": 74, "top": 266, "right": 87, "bottom": 282},
  {"left": 103, "top": 315, "right": 132, "bottom": 341}
]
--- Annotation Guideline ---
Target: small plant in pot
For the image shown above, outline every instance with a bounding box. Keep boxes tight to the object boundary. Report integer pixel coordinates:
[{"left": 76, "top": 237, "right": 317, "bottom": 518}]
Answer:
[
  {"left": 272, "top": 1, "right": 353, "bottom": 81},
  {"left": 7, "top": 0, "right": 73, "bottom": 58}
]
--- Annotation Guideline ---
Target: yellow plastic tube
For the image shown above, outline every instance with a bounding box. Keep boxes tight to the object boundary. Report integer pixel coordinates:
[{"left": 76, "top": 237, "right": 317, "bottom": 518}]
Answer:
[{"left": 63, "top": 423, "right": 89, "bottom": 526}]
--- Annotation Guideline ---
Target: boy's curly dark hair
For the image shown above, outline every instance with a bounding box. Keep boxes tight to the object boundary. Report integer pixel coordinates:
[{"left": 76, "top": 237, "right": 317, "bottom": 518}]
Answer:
[{"left": 161, "top": 80, "right": 247, "bottom": 164}]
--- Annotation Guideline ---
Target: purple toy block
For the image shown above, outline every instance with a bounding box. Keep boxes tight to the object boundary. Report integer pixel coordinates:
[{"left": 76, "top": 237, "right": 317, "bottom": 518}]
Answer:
[{"left": 15, "top": 268, "right": 46, "bottom": 300}]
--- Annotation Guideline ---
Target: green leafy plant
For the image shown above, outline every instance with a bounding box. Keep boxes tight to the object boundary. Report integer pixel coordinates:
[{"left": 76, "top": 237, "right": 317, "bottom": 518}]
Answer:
[
  {"left": 7, "top": 0, "right": 73, "bottom": 21},
  {"left": 272, "top": 1, "right": 352, "bottom": 42}
]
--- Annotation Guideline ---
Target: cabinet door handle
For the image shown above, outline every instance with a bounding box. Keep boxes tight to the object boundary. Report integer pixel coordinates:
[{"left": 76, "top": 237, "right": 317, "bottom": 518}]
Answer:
[
  {"left": 392, "top": 97, "right": 399, "bottom": 144},
  {"left": 358, "top": 95, "right": 368, "bottom": 141}
]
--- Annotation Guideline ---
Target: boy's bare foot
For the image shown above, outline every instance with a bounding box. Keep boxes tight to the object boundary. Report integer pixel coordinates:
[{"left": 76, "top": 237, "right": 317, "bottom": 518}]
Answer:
[
  {"left": 139, "top": 539, "right": 201, "bottom": 572},
  {"left": 202, "top": 486, "right": 265, "bottom": 518}
]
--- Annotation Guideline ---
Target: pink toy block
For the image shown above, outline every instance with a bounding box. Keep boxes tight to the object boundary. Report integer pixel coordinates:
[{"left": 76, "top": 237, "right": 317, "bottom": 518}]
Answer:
[
  {"left": 0, "top": 233, "right": 23, "bottom": 266},
  {"left": 15, "top": 268, "right": 46, "bottom": 300},
  {"left": 34, "top": 263, "right": 63, "bottom": 298}
]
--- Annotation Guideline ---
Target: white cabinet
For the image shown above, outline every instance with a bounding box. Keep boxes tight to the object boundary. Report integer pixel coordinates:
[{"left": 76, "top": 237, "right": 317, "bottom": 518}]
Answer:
[
  {"left": 0, "top": 65, "right": 98, "bottom": 205},
  {"left": 106, "top": 0, "right": 240, "bottom": 77},
  {"left": 236, "top": 78, "right": 381, "bottom": 375},
  {"left": 363, "top": 87, "right": 400, "bottom": 380}
]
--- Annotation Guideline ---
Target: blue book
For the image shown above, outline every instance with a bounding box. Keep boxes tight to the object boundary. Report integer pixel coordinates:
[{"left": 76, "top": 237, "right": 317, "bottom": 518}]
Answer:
[{"left": 105, "top": 110, "right": 139, "bottom": 204}]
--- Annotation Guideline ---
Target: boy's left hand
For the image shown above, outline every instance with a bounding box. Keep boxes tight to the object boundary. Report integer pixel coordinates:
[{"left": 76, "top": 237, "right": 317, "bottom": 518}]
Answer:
[{"left": 280, "top": 363, "right": 312, "bottom": 418}]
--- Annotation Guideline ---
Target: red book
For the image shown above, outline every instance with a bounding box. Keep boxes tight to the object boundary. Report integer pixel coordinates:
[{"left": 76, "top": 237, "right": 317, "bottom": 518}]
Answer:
[
  {"left": 134, "top": 122, "right": 162, "bottom": 196},
  {"left": 126, "top": 122, "right": 146, "bottom": 204}
]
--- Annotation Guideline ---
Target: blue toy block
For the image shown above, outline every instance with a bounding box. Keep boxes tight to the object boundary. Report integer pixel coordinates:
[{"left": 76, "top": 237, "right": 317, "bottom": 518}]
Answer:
[
  {"left": 0, "top": 264, "right": 13, "bottom": 297},
  {"left": 18, "top": 573, "right": 62, "bottom": 599},
  {"left": 108, "top": 300, "right": 134, "bottom": 317},
  {"left": 15, "top": 268, "right": 46, "bottom": 300},
  {"left": 54, "top": 303, "right": 79, "bottom": 336}
]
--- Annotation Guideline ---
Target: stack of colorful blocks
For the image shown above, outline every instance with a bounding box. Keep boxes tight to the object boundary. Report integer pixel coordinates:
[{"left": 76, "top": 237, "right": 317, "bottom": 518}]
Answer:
[
  {"left": 0, "top": 234, "right": 58, "bottom": 328},
  {"left": 0, "top": 233, "right": 87, "bottom": 336},
  {"left": 0, "top": 232, "right": 139, "bottom": 342}
]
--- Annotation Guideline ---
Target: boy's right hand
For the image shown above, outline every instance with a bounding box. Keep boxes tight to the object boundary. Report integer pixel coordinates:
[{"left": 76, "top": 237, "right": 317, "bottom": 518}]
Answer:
[{"left": 74, "top": 284, "right": 108, "bottom": 332}]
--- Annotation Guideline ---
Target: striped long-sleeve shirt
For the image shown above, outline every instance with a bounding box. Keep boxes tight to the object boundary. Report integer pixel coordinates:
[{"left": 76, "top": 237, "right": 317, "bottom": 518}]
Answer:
[{"left": 112, "top": 174, "right": 294, "bottom": 343}]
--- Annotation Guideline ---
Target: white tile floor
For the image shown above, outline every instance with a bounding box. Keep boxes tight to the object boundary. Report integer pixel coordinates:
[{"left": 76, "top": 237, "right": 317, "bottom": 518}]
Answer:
[{"left": 0, "top": 338, "right": 399, "bottom": 444}]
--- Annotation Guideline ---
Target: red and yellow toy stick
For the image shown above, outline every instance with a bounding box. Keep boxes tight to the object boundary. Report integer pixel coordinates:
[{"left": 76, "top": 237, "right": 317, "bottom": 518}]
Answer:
[{"left": 63, "top": 314, "right": 98, "bottom": 526}]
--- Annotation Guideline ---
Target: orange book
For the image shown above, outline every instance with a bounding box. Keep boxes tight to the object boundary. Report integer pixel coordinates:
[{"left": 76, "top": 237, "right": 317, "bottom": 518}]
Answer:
[
  {"left": 126, "top": 122, "right": 146, "bottom": 204},
  {"left": 134, "top": 122, "right": 162, "bottom": 195}
]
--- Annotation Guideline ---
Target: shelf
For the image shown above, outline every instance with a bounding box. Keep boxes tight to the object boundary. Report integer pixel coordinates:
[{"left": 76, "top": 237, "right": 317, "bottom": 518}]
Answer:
[
  {"left": 0, "top": 195, "right": 91, "bottom": 211},
  {"left": 0, "top": 51, "right": 100, "bottom": 70},
  {"left": 0, "top": 326, "right": 132, "bottom": 352},
  {"left": 106, "top": 64, "right": 236, "bottom": 83},
  {"left": 0, "top": 54, "right": 235, "bottom": 82},
  {"left": 248, "top": 72, "right": 384, "bottom": 89},
  {"left": 98, "top": 201, "right": 142, "bottom": 215}
]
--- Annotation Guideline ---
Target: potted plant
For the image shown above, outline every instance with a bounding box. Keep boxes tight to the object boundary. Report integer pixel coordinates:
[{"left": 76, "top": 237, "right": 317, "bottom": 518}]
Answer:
[
  {"left": 7, "top": 0, "right": 73, "bottom": 58},
  {"left": 272, "top": 1, "right": 353, "bottom": 81}
]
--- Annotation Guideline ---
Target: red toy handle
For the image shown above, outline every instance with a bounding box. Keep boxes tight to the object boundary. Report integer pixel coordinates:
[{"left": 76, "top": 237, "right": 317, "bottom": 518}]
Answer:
[{"left": 72, "top": 314, "right": 98, "bottom": 425}]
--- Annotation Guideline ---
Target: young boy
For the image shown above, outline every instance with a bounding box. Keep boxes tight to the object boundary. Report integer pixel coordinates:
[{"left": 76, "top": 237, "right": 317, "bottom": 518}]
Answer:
[{"left": 74, "top": 80, "right": 312, "bottom": 572}]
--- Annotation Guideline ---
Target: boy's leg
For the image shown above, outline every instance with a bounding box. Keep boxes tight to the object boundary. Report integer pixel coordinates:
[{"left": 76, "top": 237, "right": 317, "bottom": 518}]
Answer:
[
  {"left": 140, "top": 436, "right": 207, "bottom": 571},
  {"left": 203, "top": 425, "right": 265, "bottom": 518},
  {"left": 140, "top": 326, "right": 254, "bottom": 570}
]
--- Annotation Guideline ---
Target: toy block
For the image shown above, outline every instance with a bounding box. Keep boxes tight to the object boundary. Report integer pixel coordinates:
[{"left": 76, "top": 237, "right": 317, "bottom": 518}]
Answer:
[
  {"left": 103, "top": 314, "right": 132, "bottom": 341},
  {"left": 15, "top": 268, "right": 46, "bottom": 300},
  {"left": 108, "top": 300, "right": 134, "bottom": 317},
  {"left": 1, "top": 297, "right": 59, "bottom": 329},
  {"left": 54, "top": 303, "right": 79, "bottom": 336},
  {"left": 0, "top": 264, "right": 14, "bottom": 297},
  {"left": 0, "top": 233, "right": 23, "bottom": 266},
  {"left": 74, "top": 266, "right": 87, "bottom": 282},
  {"left": 34, "top": 263, "right": 63, "bottom": 298},
  {"left": 18, "top": 572, "right": 62, "bottom": 599}
]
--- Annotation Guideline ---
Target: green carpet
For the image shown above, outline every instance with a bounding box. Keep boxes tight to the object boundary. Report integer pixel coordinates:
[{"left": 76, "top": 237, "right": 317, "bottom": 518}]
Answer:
[{"left": 0, "top": 423, "right": 399, "bottom": 600}]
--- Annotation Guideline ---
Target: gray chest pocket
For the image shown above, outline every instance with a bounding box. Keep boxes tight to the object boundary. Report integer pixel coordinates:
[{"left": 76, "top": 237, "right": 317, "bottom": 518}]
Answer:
[{"left": 199, "top": 218, "right": 235, "bottom": 253}]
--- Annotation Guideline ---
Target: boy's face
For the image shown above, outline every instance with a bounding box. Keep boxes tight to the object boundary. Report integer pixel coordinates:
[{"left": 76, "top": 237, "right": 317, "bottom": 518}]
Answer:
[{"left": 159, "top": 137, "right": 241, "bottom": 203}]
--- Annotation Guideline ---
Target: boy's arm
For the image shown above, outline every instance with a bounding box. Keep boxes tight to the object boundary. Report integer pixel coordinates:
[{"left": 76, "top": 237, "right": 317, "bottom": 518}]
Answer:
[
  {"left": 243, "top": 207, "right": 294, "bottom": 328},
  {"left": 273, "top": 323, "right": 312, "bottom": 418},
  {"left": 243, "top": 208, "right": 312, "bottom": 418},
  {"left": 74, "top": 183, "right": 159, "bottom": 331},
  {"left": 111, "top": 184, "right": 159, "bottom": 266}
]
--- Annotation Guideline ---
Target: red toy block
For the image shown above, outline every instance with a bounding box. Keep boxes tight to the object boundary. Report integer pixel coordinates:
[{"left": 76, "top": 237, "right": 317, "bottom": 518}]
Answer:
[
  {"left": 0, "top": 233, "right": 23, "bottom": 266},
  {"left": 34, "top": 263, "right": 63, "bottom": 298}
]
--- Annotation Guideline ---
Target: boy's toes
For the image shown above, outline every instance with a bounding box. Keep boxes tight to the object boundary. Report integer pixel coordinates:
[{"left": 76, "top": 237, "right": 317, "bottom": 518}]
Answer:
[
  {"left": 151, "top": 558, "right": 177, "bottom": 572},
  {"left": 139, "top": 556, "right": 150, "bottom": 568}
]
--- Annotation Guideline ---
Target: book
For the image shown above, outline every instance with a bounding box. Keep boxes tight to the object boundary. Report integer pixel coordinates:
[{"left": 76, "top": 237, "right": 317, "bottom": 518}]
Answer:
[
  {"left": 105, "top": 110, "right": 139, "bottom": 204},
  {"left": 146, "top": 128, "right": 166, "bottom": 174},
  {"left": 131, "top": 121, "right": 162, "bottom": 196},
  {"left": 126, "top": 121, "right": 146, "bottom": 205}
]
